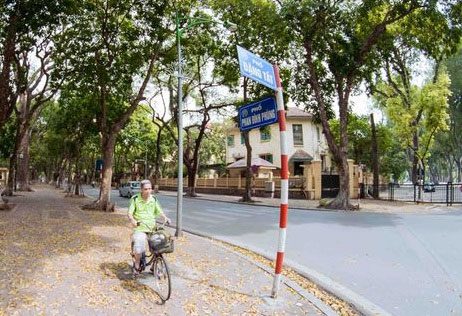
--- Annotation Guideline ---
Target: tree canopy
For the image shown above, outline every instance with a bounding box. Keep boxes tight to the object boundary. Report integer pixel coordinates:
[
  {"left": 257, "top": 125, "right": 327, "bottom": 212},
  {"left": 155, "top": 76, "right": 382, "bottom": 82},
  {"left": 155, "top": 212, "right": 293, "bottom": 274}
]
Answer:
[
  {"left": 1, "top": 0, "right": 462, "bottom": 210},
  {"left": 282, "top": 0, "right": 461, "bottom": 208}
]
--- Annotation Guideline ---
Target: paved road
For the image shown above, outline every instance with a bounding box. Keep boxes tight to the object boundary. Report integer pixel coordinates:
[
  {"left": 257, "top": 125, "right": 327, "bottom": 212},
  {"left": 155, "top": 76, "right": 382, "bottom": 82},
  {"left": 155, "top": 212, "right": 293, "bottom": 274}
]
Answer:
[{"left": 84, "top": 187, "right": 462, "bottom": 316}]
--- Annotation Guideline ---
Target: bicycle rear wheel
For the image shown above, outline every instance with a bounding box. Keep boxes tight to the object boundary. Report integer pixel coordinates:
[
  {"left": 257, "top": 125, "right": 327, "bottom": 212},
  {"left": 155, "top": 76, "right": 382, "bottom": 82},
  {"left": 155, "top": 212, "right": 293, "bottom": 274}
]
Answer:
[{"left": 152, "top": 255, "right": 171, "bottom": 302}]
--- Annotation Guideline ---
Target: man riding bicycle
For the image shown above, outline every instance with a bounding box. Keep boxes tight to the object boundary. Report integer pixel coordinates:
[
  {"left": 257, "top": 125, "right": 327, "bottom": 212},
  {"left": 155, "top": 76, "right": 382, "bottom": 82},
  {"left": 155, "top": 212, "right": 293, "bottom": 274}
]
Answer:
[{"left": 128, "top": 179, "right": 170, "bottom": 276}]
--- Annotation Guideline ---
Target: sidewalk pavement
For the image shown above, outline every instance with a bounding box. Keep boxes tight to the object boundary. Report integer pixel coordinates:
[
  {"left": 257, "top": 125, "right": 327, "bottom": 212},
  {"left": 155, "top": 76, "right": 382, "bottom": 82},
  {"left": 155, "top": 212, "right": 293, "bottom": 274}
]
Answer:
[
  {"left": 159, "top": 190, "right": 461, "bottom": 213},
  {"left": 0, "top": 186, "right": 334, "bottom": 316}
]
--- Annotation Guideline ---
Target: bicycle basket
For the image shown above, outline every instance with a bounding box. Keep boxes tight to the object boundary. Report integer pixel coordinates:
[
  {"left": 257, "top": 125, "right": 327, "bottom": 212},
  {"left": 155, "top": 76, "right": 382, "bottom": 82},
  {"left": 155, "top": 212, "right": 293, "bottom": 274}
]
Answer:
[{"left": 148, "top": 228, "right": 174, "bottom": 254}]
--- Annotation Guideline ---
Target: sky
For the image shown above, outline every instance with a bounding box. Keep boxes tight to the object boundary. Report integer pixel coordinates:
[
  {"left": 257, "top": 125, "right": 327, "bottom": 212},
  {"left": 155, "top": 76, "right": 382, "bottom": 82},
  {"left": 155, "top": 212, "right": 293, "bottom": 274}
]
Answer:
[{"left": 349, "top": 90, "right": 384, "bottom": 122}]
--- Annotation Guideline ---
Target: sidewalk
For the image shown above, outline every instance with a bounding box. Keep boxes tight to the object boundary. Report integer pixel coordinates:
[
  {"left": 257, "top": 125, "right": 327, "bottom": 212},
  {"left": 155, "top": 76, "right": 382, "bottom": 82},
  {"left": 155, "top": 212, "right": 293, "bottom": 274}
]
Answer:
[
  {"left": 159, "top": 190, "right": 461, "bottom": 213},
  {"left": 0, "top": 186, "right": 331, "bottom": 315}
]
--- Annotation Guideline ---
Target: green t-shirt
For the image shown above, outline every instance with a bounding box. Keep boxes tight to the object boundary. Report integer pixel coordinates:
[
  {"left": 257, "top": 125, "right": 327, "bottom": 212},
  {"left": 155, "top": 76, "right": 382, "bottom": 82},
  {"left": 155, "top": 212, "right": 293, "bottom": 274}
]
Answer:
[{"left": 128, "top": 193, "right": 162, "bottom": 232}]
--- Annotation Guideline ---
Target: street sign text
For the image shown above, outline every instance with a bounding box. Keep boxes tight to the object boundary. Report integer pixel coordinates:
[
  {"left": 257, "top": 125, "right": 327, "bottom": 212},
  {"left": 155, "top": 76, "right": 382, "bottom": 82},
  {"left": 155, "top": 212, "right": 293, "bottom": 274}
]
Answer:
[
  {"left": 237, "top": 46, "right": 277, "bottom": 91},
  {"left": 239, "top": 97, "right": 278, "bottom": 131}
]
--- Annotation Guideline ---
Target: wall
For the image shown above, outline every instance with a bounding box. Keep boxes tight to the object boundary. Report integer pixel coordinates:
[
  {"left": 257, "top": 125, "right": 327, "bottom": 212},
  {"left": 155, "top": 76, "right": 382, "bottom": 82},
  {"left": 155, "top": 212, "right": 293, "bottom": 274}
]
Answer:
[
  {"left": 158, "top": 160, "right": 362, "bottom": 200},
  {"left": 159, "top": 186, "right": 309, "bottom": 199}
]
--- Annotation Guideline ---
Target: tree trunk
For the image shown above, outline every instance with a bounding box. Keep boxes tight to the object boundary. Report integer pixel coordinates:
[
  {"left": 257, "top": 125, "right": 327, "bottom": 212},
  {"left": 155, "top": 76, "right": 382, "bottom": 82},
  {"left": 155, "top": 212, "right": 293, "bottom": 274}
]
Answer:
[
  {"left": 421, "top": 158, "right": 426, "bottom": 183},
  {"left": 327, "top": 155, "right": 350, "bottom": 210},
  {"left": 456, "top": 157, "right": 461, "bottom": 183},
  {"left": 57, "top": 160, "right": 66, "bottom": 188},
  {"left": 3, "top": 118, "right": 22, "bottom": 196},
  {"left": 3, "top": 153, "right": 17, "bottom": 196},
  {"left": 185, "top": 149, "right": 200, "bottom": 197},
  {"left": 153, "top": 127, "right": 163, "bottom": 186},
  {"left": 241, "top": 78, "right": 253, "bottom": 202},
  {"left": 370, "top": 114, "right": 379, "bottom": 199},
  {"left": 0, "top": 12, "right": 18, "bottom": 130},
  {"left": 46, "top": 163, "right": 53, "bottom": 183},
  {"left": 73, "top": 158, "right": 83, "bottom": 196},
  {"left": 326, "top": 94, "right": 352, "bottom": 210},
  {"left": 241, "top": 131, "right": 253, "bottom": 202},
  {"left": 187, "top": 168, "right": 197, "bottom": 197},
  {"left": 412, "top": 132, "right": 419, "bottom": 184},
  {"left": 83, "top": 134, "right": 116, "bottom": 212},
  {"left": 17, "top": 128, "right": 32, "bottom": 191},
  {"left": 185, "top": 115, "right": 209, "bottom": 198},
  {"left": 74, "top": 173, "right": 82, "bottom": 195},
  {"left": 65, "top": 160, "right": 73, "bottom": 193},
  {"left": 97, "top": 136, "right": 115, "bottom": 210}
]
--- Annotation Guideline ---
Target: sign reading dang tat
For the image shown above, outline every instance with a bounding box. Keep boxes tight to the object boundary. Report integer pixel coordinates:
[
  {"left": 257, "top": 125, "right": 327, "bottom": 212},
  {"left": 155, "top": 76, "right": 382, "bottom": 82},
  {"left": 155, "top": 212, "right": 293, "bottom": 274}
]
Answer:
[
  {"left": 236, "top": 45, "right": 277, "bottom": 91},
  {"left": 239, "top": 97, "right": 278, "bottom": 131}
]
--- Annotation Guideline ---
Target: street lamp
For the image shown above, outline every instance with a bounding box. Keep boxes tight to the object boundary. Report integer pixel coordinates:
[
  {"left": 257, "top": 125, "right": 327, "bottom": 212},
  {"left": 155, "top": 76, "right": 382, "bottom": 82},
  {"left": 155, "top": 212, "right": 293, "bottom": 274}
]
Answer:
[{"left": 175, "top": 13, "right": 236, "bottom": 237}]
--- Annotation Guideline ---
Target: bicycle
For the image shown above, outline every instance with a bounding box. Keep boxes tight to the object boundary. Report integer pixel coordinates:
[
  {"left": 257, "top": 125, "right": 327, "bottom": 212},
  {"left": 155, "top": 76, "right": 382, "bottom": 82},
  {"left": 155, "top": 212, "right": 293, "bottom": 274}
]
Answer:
[{"left": 132, "top": 221, "right": 173, "bottom": 302}]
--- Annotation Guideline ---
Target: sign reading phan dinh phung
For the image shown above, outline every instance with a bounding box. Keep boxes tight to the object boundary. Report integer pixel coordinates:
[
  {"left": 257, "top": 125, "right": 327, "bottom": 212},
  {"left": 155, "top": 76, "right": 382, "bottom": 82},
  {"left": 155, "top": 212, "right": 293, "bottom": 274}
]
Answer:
[{"left": 239, "top": 97, "right": 278, "bottom": 132}]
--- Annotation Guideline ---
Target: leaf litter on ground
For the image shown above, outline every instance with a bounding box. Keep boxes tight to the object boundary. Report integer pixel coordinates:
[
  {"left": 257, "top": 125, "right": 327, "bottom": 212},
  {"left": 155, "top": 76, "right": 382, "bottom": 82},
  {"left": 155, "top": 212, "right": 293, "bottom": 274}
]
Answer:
[{"left": 1, "top": 186, "right": 355, "bottom": 315}]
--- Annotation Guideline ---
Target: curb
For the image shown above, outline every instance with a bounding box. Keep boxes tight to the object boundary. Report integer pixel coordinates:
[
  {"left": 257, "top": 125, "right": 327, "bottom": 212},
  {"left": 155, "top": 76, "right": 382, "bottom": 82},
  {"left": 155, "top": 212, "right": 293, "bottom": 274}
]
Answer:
[
  {"left": 159, "top": 192, "right": 460, "bottom": 214},
  {"left": 181, "top": 227, "right": 392, "bottom": 316},
  {"left": 181, "top": 228, "right": 338, "bottom": 316},
  {"left": 284, "top": 260, "right": 392, "bottom": 316}
]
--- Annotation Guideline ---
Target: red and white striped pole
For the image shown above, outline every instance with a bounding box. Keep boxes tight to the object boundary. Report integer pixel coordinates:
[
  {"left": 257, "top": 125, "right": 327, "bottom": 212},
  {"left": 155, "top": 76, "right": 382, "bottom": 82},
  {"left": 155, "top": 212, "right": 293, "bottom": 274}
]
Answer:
[{"left": 271, "top": 65, "right": 288, "bottom": 298}]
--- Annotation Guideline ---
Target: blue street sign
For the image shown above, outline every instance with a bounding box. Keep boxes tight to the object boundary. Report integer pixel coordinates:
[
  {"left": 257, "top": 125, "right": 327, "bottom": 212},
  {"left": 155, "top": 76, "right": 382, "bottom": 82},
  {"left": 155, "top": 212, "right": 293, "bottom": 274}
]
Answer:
[
  {"left": 239, "top": 97, "right": 278, "bottom": 131},
  {"left": 237, "top": 45, "right": 277, "bottom": 91}
]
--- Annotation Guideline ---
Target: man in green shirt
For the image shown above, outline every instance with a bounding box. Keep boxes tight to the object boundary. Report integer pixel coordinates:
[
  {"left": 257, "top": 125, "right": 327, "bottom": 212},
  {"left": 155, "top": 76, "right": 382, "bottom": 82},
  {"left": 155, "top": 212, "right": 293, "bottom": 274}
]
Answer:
[{"left": 128, "top": 179, "right": 170, "bottom": 275}]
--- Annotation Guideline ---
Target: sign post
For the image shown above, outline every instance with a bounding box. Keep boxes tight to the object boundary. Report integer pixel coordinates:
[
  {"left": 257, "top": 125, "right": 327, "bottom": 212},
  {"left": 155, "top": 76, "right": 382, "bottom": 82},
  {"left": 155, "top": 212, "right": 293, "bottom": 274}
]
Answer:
[
  {"left": 270, "top": 64, "right": 289, "bottom": 298},
  {"left": 237, "top": 46, "right": 288, "bottom": 298}
]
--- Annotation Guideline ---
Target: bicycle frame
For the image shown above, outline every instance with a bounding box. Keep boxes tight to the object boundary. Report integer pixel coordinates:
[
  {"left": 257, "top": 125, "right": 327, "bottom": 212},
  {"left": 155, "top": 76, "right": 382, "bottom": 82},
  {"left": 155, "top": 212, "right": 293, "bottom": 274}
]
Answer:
[
  {"left": 133, "top": 220, "right": 172, "bottom": 302},
  {"left": 136, "top": 221, "right": 168, "bottom": 270}
]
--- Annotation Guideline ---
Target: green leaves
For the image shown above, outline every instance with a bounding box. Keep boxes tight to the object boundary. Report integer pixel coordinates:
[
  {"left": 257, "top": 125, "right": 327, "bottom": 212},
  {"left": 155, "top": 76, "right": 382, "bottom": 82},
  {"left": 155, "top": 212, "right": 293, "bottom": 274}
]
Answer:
[
  {"left": 374, "top": 69, "right": 451, "bottom": 179},
  {"left": 54, "top": 0, "right": 170, "bottom": 98},
  {"left": 209, "top": 0, "right": 291, "bottom": 99}
]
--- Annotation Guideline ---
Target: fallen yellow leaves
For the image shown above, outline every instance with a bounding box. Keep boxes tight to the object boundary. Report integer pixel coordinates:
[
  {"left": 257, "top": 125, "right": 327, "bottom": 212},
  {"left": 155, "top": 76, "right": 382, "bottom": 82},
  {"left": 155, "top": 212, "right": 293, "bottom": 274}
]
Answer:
[
  {"left": 80, "top": 283, "right": 113, "bottom": 307},
  {"left": 2, "top": 186, "right": 354, "bottom": 315},
  {"left": 223, "top": 242, "right": 359, "bottom": 316}
]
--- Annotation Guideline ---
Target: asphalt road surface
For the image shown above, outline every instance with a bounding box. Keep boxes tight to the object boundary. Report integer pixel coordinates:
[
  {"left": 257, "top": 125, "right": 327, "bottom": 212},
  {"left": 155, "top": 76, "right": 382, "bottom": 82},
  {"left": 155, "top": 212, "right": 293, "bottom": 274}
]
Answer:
[{"left": 84, "top": 186, "right": 462, "bottom": 316}]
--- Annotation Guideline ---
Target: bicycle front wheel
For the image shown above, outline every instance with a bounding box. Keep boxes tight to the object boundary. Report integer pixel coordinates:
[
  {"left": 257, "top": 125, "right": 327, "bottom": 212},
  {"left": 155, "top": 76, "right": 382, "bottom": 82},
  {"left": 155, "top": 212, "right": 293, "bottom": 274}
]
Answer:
[{"left": 152, "top": 255, "right": 171, "bottom": 302}]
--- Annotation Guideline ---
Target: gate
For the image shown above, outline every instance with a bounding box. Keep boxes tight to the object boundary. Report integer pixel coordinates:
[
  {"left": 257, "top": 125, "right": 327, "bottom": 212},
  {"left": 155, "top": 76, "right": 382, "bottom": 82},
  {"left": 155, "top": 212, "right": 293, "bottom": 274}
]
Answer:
[
  {"left": 447, "top": 182, "right": 462, "bottom": 205},
  {"left": 321, "top": 175, "right": 339, "bottom": 198},
  {"left": 388, "top": 182, "right": 462, "bottom": 204}
]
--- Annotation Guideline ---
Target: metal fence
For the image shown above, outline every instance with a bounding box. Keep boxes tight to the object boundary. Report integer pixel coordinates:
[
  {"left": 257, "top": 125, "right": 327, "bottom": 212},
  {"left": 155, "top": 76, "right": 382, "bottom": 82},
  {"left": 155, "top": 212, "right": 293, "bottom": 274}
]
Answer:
[
  {"left": 159, "top": 176, "right": 306, "bottom": 190},
  {"left": 383, "top": 182, "right": 462, "bottom": 205}
]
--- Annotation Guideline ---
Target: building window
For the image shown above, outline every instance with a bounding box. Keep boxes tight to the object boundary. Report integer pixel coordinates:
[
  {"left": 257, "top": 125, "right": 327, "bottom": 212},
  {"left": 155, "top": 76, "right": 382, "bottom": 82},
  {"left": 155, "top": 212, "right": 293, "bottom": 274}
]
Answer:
[
  {"left": 241, "top": 133, "right": 245, "bottom": 144},
  {"left": 293, "top": 124, "right": 303, "bottom": 145},
  {"left": 227, "top": 135, "right": 234, "bottom": 147},
  {"left": 260, "top": 126, "right": 271, "bottom": 142},
  {"left": 259, "top": 154, "right": 273, "bottom": 163},
  {"left": 316, "top": 127, "right": 320, "bottom": 142}
]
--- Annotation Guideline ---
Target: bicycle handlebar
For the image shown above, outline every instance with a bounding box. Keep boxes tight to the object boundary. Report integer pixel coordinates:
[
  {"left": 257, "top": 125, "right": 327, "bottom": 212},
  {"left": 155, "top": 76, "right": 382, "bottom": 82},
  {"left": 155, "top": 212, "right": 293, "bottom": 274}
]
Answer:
[{"left": 136, "top": 219, "right": 168, "bottom": 232}]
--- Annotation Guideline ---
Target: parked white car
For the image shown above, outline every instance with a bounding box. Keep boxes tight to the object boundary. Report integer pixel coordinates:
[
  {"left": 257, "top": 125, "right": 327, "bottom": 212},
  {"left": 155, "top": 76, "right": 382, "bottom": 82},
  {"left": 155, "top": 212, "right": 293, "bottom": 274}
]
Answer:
[{"left": 118, "top": 181, "right": 141, "bottom": 198}]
